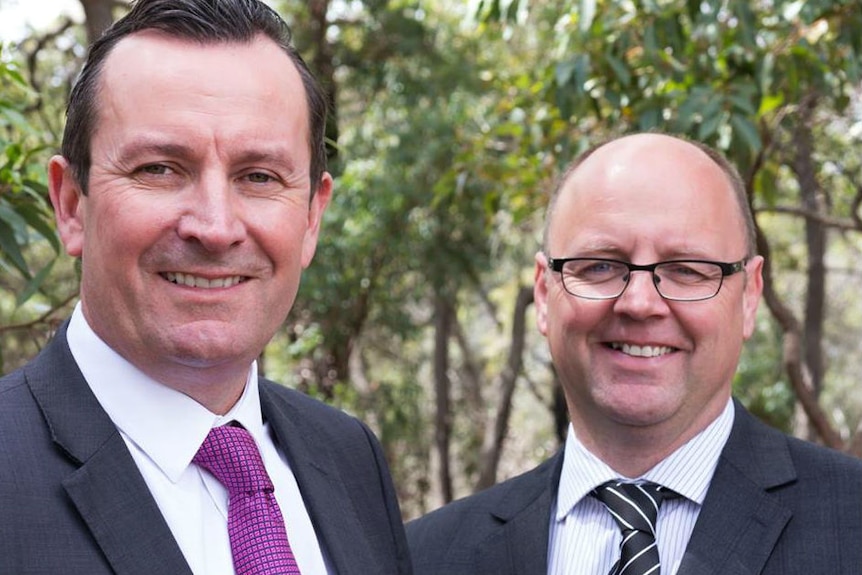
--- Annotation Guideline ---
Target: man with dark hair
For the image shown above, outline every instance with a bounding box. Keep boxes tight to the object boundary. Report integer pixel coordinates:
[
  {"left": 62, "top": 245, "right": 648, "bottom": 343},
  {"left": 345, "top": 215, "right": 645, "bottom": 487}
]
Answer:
[
  {"left": 406, "top": 133, "right": 862, "bottom": 574},
  {"left": 0, "top": 1, "right": 411, "bottom": 573}
]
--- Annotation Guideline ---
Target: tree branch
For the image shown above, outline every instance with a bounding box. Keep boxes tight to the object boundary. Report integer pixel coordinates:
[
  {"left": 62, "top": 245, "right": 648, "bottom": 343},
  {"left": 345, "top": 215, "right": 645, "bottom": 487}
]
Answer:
[
  {"left": 0, "top": 292, "right": 77, "bottom": 335},
  {"left": 475, "top": 285, "right": 533, "bottom": 490}
]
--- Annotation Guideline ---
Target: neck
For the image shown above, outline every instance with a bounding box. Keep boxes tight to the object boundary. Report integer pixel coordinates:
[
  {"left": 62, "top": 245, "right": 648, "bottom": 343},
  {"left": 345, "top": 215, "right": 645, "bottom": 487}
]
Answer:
[
  {"left": 147, "top": 362, "right": 251, "bottom": 415},
  {"left": 569, "top": 402, "right": 727, "bottom": 477}
]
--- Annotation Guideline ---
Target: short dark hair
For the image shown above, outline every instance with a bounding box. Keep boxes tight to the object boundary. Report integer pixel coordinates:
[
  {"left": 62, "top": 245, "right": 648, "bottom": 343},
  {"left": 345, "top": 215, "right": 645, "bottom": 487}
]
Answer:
[
  {"left": 61, "top": 0, "right": 328, "bottom": 196},
  {"left": 542, "top": 133, "right": 757, "bottom": 257}
]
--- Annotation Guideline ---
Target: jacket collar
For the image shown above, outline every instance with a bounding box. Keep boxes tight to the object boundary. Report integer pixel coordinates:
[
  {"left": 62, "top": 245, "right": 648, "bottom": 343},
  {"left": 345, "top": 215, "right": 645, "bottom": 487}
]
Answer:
[
  {"left": 676, "top": 401, "right": 795, "bottom": 574},
  {"left": 26, "top": 323, "right": 192, "bottom": 575}
]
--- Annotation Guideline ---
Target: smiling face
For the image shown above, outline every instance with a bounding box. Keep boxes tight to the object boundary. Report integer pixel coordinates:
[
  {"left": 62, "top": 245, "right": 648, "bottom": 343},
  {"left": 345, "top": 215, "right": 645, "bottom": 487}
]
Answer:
[
  {"left": 534, "top": 134, "right": 762, "bottom": 459},
  {"left": 49, "top": 32, "right": 331, "bottom": 410}
]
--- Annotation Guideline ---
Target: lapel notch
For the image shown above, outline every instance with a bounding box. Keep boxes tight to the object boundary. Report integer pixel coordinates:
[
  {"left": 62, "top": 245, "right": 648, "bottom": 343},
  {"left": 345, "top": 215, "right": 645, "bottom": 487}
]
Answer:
[
  {"left": 474, "top": 452, "right": 563, "bottom": 574},
  {"left": 26, "top": 326, "right": 192, "bottom": 575},
  {"left": 677, "top": 404, "right": 796, "bottom": 575},
  {"left": 260, "top": 382, "right": 379, "bottom": 575}
]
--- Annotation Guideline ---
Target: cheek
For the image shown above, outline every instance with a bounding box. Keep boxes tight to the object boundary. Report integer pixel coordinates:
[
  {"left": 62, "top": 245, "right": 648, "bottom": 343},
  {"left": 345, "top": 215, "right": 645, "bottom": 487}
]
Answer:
[
  {"left": 680, "top": 303, "right": 742, "bottom": 361},
  {"left": 547, "top": 300, "right": 605, "bottom": 354},
  {"left": 253, "top": 211, "right": 310, "bottom": 268}
]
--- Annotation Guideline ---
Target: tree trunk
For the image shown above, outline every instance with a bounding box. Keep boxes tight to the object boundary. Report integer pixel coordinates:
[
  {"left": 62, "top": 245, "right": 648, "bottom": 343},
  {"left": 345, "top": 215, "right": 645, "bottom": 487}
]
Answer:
[
  {"left": 754, "top": 210, "right": 844, "bottom": 450},
  {"left": 475, "top": 286, "right": 532, "bottom": 490},
  {"left": 452, "top": 316, "right": 485, "bottom": 412},
  {"left": 78, "top": 0, "right": 118, "bottom": 45},
  {"left": 794, "top": 95, "right": 826, "bottom": 409},
  {"left": 433, "top": 292, "right": 454, "bottom": 503},
  {"left": 307, "top": 0, "right": 339, "bottom": 162},
  {"left": 743, "top": 135, "right": 844, "bottom": 451}
]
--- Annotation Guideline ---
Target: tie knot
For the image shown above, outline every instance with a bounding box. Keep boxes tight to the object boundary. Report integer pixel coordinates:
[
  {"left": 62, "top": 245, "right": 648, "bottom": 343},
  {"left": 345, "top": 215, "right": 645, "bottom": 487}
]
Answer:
[
  {"left": 591, "top": 481, "right": 675, "bottom": 535},
  {"left": 193, "top": 424, "right": 273, "bottom": 496}
]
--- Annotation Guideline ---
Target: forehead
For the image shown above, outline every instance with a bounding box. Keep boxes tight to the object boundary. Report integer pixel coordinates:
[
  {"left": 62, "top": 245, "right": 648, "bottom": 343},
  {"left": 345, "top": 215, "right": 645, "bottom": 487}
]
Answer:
[
  {"left": 102, "top": 29, "right": 299, "bottom": 84},
  {"left": 92, "top": 31, "right": 310, "bottom": 159},
  {"left": 549, "top": 136, "right": 747, "bottom": 256},
  {"left": 98, "top": 31, "right": 306, "bottom": 120}
]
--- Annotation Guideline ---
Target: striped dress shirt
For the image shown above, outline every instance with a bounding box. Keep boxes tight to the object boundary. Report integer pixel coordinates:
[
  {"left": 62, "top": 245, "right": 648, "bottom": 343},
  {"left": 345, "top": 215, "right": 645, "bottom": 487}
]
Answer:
[{"left": 547, "top": 399, "right": 735, "bottom": 575}]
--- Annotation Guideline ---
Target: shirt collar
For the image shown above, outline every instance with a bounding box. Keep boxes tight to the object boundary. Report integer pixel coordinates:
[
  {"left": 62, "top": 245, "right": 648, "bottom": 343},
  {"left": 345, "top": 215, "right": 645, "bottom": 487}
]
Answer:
[
  {"left": 66, "top": 303, "right": 263, "bottom": 483},
  {"left": 555, "top": 399, "right": 735, "bottom": 521}
]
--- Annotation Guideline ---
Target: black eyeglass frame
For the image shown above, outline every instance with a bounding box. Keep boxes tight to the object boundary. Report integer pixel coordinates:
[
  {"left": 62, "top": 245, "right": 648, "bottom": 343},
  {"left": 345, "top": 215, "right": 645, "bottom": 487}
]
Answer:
[{"left": 547, "top": 256, "right": 749, "bottom": 302}]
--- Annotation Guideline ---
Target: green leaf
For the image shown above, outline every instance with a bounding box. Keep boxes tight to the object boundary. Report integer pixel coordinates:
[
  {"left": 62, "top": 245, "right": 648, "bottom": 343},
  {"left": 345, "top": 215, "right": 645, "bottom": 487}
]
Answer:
[
  {"left": 730, "top": 114, "right": 762, "bottom": 155},
  {"left": 605, "top": 54, "right": 631, "bottom": 86},
  {"left": 0, "top": 107, "right": 30, "bottom": 132},
  {"left": 698, "top": 109, "right": 728, "bottom": 141},
  {"left": 758, "top": 94, "right": 784, "bottom": 115},
  {"left": 16, "top": 259, "right": 55, "bottom": 306},
  {"left": 579, "top": 0, "right": 597, "bottom": 34},
  {"left": 755, "top": 165, "right": 780, "bottom": 207},
  {"left": 555, "top": 59, "right": 577, "bottom": 87},
  {"left": 644, "top": 21, "right": 657, "bottom": 53},
  {"left": 637, "top": 106, "right": 661, "bottom": 130},
  {"left": 0, "top": 201, "right": 30, "bottom": 234},
  {"left": 22, "top": 177, "right": 49, "bottom": 197},
  {"left": 14, "top": 203, "right": 60, "bottom": 253},
  {"left": 728, "top": 93, "right": 757, "bottom": 116},
  {"left": 574, "top": 54, "right": 590, "bottom": 90},
  {"left": 0, "top": 218, "right": 30, "bottom": 278},
  {"left": 4, "top": 66, "right": 28, "bottom": 88}
]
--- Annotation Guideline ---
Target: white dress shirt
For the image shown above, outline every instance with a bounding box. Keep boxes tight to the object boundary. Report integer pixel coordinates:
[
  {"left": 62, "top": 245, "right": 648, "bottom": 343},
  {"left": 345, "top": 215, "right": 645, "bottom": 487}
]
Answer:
[
  {"left": 66, "top": 303, "right": 333, "bottom": 575},
  {"left": 547, "top": 399, "right": 735, "bottom": 575}
]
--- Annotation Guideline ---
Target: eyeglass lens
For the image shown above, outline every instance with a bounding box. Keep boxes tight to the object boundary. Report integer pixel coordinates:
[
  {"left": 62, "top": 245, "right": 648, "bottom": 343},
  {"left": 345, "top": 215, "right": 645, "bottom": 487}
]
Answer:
[{"left": 560, "top": 259, "right": 726, "bottom": 300}]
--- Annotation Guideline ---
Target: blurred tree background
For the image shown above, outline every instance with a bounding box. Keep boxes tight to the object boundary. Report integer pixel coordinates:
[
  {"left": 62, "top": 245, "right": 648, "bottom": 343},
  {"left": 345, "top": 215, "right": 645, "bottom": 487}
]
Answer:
[{"left": 2, "top": 0, "right": 861, "bottom": 518}]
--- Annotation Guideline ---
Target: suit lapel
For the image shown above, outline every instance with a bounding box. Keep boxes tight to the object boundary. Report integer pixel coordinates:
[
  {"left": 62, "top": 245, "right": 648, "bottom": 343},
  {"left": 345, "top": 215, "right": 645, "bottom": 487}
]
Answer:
[
  {"left": 26, "top": 326, "right": 192, "bottom": 575},
  {"left": 677, "top": 403, "right": 795, "bottom": 575},
  {"left": 260, "top": 383, "right": 379, "bottom": 575},
  {"left": 475, "top": 452, "right": 563, "bottom": 574}
]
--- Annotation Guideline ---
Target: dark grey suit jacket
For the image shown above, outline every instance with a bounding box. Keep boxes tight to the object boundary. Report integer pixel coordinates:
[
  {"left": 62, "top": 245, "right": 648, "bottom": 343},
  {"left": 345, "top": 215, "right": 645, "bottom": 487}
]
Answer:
[
  {"left": 0, "top": 323, "right": 412, "bottom": 574},
  {"left": 407, "top": 402, "right": 862, "bottom": 574}
]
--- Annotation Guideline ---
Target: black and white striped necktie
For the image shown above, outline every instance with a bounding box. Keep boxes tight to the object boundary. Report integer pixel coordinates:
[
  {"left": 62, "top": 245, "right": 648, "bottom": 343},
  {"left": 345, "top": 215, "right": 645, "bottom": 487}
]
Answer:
[{"left": 591, "top": 481, "right": 677, "bottom": 575}]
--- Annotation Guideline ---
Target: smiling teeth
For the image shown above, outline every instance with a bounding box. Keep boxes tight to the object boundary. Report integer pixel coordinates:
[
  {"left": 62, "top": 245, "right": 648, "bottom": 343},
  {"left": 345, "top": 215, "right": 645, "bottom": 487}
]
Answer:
[
  {"left": 611, "top": 342, "right": 673, "bottom": 358},
  {"left": 165, "top": 272, "right": 244, "bottom": 289}
]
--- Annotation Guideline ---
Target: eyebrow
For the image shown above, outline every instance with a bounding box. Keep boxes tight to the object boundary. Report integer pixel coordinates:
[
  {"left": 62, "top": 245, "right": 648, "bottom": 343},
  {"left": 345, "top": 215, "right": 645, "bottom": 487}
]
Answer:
[
  {"left": 116, "top": 138, "right": 300, "bottom": 172},
  {"left": 233, "top": 148, "right": 300, "bottom": 173},
  {"left": 116, "top": 138, "right": 197, "bottom": 162}
]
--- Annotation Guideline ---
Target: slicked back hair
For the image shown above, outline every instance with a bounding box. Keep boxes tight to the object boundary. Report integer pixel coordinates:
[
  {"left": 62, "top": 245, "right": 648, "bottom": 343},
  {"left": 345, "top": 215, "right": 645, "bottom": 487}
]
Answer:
[{"left": 61, "top": 0, "right": 328, "bottom": 196}]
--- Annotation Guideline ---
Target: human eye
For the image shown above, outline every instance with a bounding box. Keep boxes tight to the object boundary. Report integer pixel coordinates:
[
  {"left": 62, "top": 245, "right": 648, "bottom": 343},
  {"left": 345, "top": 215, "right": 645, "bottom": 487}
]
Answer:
[
  {"left": 660, "top": 261, "right": 719, "bottom": 284},
  {"left": 566, "top": 259, "right": 623, "bottom": 282},
  {"left": 237, "top": 169, "right": 288, "bottom": 197},
  {"left": 129, "top": 163, "right": 184, "bottom": 188},
  {"left": 245, "top": 171, "right": 276, "bottom": 184},
  {"left": 135, "top": 163, "right": 174, "bottom": 177}
]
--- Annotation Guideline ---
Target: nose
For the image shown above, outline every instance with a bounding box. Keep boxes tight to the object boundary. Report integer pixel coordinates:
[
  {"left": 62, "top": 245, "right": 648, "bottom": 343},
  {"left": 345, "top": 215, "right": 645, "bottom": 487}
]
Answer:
[
  {"left": 176, "top": 176, "right": 246, "bottom": 252},
  {"left": 612, "top": 269, "right": 668, "bottom": 318}
]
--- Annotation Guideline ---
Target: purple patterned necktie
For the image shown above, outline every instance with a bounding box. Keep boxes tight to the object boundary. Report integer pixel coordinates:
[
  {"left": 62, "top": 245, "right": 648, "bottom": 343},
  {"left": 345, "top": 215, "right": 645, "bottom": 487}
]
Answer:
[{"left": 194, "top": 424, "right": 301, "bottom": 575}]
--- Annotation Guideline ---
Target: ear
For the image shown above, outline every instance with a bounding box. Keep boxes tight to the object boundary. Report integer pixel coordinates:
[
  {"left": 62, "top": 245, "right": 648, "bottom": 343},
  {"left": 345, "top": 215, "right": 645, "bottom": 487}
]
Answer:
[
  {"left": 534, "top": 251, "right": 550, "bottom": 336},
  {"left": 301, "top": 171, "right": 333, "bottom": 268},
  {"left": 741, "top": 255, "right": 764, "bottom": 339},
  {"left": 48, "top": 155, "right": 85, "bottom": 258}
]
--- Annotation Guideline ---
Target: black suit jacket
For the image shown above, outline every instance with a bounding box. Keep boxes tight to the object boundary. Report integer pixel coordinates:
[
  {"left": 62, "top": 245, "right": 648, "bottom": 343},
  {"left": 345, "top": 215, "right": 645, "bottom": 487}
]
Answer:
[
  {"left": 0, "top": 323, "right": 412, "bottom": 574},
  {"left": 407, "top": 402, "right": 862, "bottom": 574}
]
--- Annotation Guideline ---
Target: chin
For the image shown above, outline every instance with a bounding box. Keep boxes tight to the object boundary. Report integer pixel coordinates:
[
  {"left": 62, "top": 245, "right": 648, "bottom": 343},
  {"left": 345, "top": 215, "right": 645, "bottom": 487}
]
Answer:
[
  {"left": 160, "top": 330, "right": 249, "bottom": 367},
  {"left": 601, "top": 393, "right": 677, "bottom": 428}
]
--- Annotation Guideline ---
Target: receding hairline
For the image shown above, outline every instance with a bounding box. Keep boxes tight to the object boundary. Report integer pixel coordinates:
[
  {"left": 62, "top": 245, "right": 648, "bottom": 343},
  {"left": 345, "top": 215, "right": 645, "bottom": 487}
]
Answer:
[
  {"left": 542, "top": 134, "right": 757, "bottom": 256},
  {"left": 98, "top": 28, "right": 306, "bottom": 87}
]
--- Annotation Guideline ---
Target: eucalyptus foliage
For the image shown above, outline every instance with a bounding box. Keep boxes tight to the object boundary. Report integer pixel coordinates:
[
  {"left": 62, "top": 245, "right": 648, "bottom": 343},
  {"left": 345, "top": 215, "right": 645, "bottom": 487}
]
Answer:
[{"left": 0, "top": 47, "right": 59, "bottom": 305}]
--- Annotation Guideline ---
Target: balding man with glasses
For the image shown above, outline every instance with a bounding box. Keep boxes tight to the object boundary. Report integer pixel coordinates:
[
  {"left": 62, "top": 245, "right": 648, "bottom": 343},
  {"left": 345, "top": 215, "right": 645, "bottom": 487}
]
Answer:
[{"left": 407, "top": 132, "right": 862, "bottom": 575}]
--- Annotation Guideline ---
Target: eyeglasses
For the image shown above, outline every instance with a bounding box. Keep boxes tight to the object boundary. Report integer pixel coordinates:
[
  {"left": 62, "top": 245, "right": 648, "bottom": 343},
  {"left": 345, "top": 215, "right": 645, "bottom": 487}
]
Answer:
[{"left": 547, "top": 257, "right": 748, "bottom": 302}]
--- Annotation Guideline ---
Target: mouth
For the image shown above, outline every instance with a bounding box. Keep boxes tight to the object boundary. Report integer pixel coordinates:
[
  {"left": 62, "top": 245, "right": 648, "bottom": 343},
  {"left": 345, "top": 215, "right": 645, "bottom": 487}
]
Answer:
[
  {"left": 607, "top": 342, "right": 676, "bottom": 358},
  {"left": 162, "top": 272, "right": 247, "bottom": 289}
]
